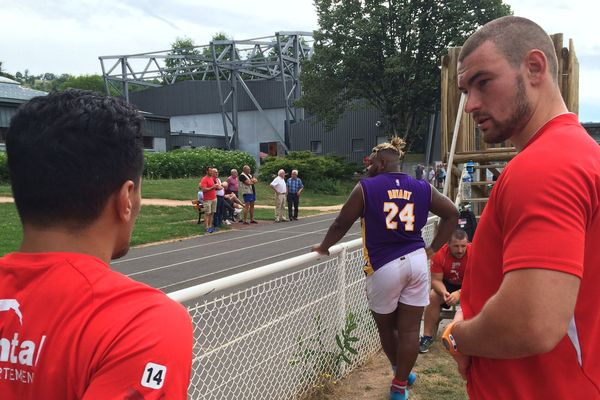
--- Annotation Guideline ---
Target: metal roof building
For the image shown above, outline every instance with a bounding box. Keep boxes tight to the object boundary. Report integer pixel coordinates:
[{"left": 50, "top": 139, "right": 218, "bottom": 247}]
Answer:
[{"left": 0, "top": 77, "right": 47, "bottom": 149}]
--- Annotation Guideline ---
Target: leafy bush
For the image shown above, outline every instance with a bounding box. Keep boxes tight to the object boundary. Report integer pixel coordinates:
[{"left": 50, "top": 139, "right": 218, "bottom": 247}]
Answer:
[
  {"left": 0, "top": 152, "right": 9, "bottom": 184},
  {"left": 259, "top": 151, "right": 362, "bottom": 193},
  {"left": 144, "top": 148, "right": 255, "bottom": 179}
]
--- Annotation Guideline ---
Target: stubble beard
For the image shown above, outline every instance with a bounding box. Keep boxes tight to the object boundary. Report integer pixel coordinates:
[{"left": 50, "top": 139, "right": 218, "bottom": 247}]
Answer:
[{"left": 482, "top": 75, "right": 532, "bottom": 144}]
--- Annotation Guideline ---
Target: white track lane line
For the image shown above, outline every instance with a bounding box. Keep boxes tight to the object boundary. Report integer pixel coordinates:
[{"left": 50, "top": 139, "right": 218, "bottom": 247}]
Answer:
[
  {"left": 157, "top": 245, "right": 312, "bottom": 290},
  {"left": 125, "top": 226, "right": 336, "bottom": 277},
  {"left": 157, "top": 231, "right": 362, "bottom": 290},
  {"left": 113, "top": 216, "right": 337, "bottom": 265}
]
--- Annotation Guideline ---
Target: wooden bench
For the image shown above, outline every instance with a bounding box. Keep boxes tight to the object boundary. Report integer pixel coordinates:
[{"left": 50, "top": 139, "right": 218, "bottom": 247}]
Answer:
[{"left": 191, "top": 200, "right": 204, "bottom": 224}]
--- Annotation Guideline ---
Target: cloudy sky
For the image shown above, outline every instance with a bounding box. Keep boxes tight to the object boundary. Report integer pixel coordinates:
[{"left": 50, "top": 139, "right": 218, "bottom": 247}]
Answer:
[{"left": 1, "top": 0, "right": 598, "bottom": 121}]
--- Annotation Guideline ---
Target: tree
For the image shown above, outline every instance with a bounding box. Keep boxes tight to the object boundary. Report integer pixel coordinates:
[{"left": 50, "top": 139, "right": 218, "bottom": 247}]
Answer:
[
  {"left": 165, "top": 37, "right": 202, "bottom": 82},
  {"left": 0, "top": 61, "right": 16, "bottom": 80},
  {"left": 58, "top": 74, "right": 109, "bottom": 94},
  {"left": 296, "top": 0, "right": 511, "bottom": 151},
  {"left": 201, "top": 33, "right": 233, "bottom": 80}
]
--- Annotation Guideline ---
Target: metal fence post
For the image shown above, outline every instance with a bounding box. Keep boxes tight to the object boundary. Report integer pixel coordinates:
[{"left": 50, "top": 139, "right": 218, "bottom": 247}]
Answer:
[{"left": 336, "top": 245, "right": 348, "bottom": 377}]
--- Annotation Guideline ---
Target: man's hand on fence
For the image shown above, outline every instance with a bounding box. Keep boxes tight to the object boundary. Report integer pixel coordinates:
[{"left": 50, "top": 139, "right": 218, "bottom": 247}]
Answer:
[{"left": 312, "top": 245, "right": 330, "bottom": 256}]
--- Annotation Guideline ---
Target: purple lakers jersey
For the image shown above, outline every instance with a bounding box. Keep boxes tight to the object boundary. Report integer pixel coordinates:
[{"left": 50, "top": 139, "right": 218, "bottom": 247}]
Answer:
[{"left": 360, "top": 172, "right": 431, "bottom": 274}]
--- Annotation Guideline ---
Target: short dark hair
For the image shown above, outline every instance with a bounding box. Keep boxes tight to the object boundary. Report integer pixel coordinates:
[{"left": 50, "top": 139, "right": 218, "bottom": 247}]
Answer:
[
  {"left": 7, "top": 89, "right": 144, "bottom": 228},
  {"left": 459, "top": 16, "right": 558, "bottom": 82},
  {"left": 451, "top": 229, "right": 468, "bottom": 241}
]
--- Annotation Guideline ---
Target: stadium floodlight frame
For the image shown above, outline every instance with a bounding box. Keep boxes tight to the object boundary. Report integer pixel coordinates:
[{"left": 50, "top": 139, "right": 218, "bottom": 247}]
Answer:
[{"left": 99, "top": 32, "right": 314, "bottom": 150}]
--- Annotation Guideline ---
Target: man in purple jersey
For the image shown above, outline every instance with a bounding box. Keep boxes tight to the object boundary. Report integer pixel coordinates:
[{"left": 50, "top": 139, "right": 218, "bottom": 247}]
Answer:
[{"left": 313, "top": 137, "right": 458, "bottom": 400}]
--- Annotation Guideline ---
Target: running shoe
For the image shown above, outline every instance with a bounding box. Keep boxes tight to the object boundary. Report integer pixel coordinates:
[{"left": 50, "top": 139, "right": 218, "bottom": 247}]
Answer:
[{"left": 419, "top": 336, "right": 434, "bottom": 353}]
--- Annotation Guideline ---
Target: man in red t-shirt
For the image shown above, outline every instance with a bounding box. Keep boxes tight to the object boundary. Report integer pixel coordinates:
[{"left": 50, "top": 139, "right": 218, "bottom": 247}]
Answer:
[
  {"left": 440, "top": 16, "right": 600, "bottom": 399},
  {"left": 0, "top": 90, "right": 193, "bottom": 399},
  {"left": 419, "top": 229, "right": 470, "bottom": 353},
  {"left": 200, "top": 166, "right": 218, "bottom": 233}
]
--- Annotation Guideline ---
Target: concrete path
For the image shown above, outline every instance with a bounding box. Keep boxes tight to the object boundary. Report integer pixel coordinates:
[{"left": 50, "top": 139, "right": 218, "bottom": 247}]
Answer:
[{"left": 0, "top": 196, "right": 343, "bottom": 211}]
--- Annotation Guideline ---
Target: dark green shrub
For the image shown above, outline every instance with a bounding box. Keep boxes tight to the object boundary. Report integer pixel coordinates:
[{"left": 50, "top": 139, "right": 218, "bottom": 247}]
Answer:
[
  {"left": 259, "top": 151, "right": 362, "bottom": 193},
  {"left": 144, "top": 148, "right": 256, "bottom": 179},
  {"left": 0, "top": 152, "right": 9, "bottom": 184}
]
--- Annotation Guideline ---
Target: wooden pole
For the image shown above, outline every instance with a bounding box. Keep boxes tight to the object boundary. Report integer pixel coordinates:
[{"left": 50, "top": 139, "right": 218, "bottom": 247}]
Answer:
[
  {"left": 453, "top": 151, "right": 517, "bottom": 164},
  {"left": 443, "top": 92, "right": 466, "bottom": 198}
]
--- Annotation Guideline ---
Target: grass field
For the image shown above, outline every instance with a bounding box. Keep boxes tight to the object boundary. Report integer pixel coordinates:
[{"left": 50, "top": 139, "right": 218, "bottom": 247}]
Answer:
[
  {"left": 0, "top": 184, "right": 11, "bottom": 197},
  {"left": 0, "top": 178, "right": 355, "bottom": 206},
  {"left": 0, "top": 203, "right": 324, "bottom": 256},
  {"left": 0, "top": 203, "right": 22, "bottom": 256},
  {"left": 141, "top": 177, "right": 355, "bottom": 206}
]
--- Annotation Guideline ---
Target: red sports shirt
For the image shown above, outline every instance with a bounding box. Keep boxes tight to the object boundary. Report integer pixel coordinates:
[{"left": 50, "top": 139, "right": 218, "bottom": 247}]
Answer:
[
  {"left": 430, "top": 243, "right": 470, "bottom": 285},
  {"left": 200, "top": 176, "right": 217, "bottom": 201},
  {"left": 461, "top": 114, "right": 600, "bottom": 399},
  {"left": 0, "top": 252, "right": 193, "bottom": 399}
]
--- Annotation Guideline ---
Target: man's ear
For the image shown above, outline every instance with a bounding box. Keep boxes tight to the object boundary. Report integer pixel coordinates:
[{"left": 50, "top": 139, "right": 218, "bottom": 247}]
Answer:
[
  {"left": 116, "top": 180, "right": 136, "bottom": 222},
  {"left": 524, "top": 49, "right": 548, "bottom": 86}
]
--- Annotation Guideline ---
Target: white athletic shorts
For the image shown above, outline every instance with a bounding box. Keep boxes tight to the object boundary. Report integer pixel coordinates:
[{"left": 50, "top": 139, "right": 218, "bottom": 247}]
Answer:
[{"left": 365, "top": 247, "right": 430, "bottom": 314}]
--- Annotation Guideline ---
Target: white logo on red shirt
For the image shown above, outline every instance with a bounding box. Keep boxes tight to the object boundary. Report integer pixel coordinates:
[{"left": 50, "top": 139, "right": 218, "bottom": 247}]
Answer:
[{"left": 0, "top": 299, "right": 23, "bottom": 325}]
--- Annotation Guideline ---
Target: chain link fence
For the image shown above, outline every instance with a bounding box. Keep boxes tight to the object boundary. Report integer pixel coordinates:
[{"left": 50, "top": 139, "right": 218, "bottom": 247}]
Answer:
[{"left": 169, "top": 217, "right": 437, "bottom": 400}]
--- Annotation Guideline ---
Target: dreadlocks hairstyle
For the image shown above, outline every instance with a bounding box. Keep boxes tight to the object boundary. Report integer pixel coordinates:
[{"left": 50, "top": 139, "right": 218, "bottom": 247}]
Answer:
[{"left": 371, "top": 136, "right": 406, "bottom": 159}]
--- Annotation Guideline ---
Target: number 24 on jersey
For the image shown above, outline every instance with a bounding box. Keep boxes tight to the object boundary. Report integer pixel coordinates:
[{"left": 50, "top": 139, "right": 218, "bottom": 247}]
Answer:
[{"left": 383, "top": 202, "right": 415, "bottom": 231}]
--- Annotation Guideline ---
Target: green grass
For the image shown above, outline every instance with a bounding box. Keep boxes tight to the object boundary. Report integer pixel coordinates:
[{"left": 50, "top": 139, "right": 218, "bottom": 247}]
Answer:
[
  {"left": 411, "top": 342, "right": 468, "bottom": 400},
  {"left": 141, "top": 177, "right": 201, "bottom": 200},
  {"left": 0, "top": 203, "right": 22, "bottom": 256},
  {"left": 2, "top": 178, "right": 355, "bottom": 207},
  {"left": 0, "top": 184, "right": 12, "bottom": 197},
  {"left": 0, "top": 203, "right": 326, "bottom": 256}
]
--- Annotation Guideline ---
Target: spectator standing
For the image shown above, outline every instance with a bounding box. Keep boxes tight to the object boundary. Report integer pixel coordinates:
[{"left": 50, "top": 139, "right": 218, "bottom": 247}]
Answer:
[
  {"left": 0, "top": 90, "right": 192, "bottom": 399},
  {"left": 200, "top": 167, "right": 217, "bottom": 233},
  {"left": 427, "top": 165, "right": 436, "bottom": 185},
  {"left": 441, "top": 16, "right": 600, "bottom": 399},
  {"left": 287, "top": 169, "right": 304, "bottom": 221},
  {"left": 419, "top": 230, "right": 470, "bottom": 353},
  {"left": 270, "top": 169, "right": 288, "bottom": 222},
  {"left": 213, "top": 168, "right": 225, "bottom": 228},
  {"left": 313, "top": 137, "right": 458, "bottom": 400},
  {"left": 226, "top": 169, "right": 239, "bottom": 196},
  {"left": 414, "top": 164, "right": 424, "bottom": 180},
  {"left": 239, "top": 165, "right": 258, "bottom": 224},
  {"left": 436, "top": 164, "right": 446, "bottom": 189}
]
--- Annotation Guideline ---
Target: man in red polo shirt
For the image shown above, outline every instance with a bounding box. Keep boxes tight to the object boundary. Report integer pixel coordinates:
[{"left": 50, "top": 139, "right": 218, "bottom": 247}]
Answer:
[
  {"left": 0, "top": 90, "right": 193, "bottom": 399},
  {"left": 200, "top": 166, "right": 218, "bottom": 233},
  {"left": 419, "top": 229, "right": 470, "bottom": 353},
  {"left": 440, "top": 16, "right": 600, "bottom": 399}
]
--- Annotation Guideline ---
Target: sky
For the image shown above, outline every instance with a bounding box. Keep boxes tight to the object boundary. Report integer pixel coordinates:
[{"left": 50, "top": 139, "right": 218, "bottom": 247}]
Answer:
[{"left": 1, "top": 0, "right": 598, "bottom": 122}]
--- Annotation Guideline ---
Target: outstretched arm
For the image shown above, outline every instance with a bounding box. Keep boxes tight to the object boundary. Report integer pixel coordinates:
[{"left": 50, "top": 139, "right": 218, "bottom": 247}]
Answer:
[{"left": 312, "top": 183, "right": 364, "bottom": 255}]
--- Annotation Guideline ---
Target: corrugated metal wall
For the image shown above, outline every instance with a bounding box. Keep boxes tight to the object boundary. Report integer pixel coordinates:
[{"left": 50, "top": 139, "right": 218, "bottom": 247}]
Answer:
[
  {"left": 289, "top": 106, "right": 387, "bottom": 164},
  {"left": 129, "top": 79, "right": 288, "bottom": 117},
  {"left": 0, "top": 103, "right": 18, "bottom": 128},
  {"left": 170, "top": 133, "right": 226, "bottom": 149}
]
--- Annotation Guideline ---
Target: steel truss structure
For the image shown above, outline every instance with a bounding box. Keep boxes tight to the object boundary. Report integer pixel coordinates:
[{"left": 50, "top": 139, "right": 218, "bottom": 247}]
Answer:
[{"left": 99, "top": 32, "right": 313, "bottom": 150}]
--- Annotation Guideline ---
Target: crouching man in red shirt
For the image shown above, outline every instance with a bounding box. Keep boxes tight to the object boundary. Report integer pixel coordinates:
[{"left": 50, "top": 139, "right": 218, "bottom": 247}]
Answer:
[
  {"left": 419, "top": 229, "right": 470, "bottom": 353},
  {"left": 0, "top": 90, "right": 193, "bottom": 399}
]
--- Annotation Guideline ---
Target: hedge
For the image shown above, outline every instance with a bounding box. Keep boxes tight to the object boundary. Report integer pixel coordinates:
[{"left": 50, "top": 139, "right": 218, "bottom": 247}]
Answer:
[
  {"left": 258, "top": 151, "right": 362, "bottom": 193},
  {"left": 144, "top": 148, "right": 256, "bottom": 179},
  {"left": 0, "top": 152, "right": 8, "bottom": 184}
]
